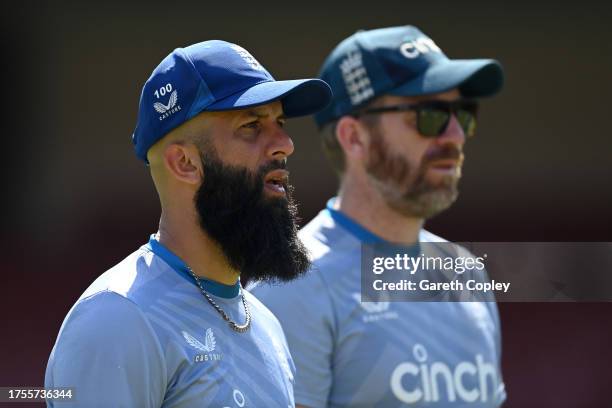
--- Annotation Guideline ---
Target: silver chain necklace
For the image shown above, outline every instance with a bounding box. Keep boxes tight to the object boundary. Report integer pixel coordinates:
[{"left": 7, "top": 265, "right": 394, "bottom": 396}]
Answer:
[{"left": 187, "top": 267, "right": 251, "bottom": 333}]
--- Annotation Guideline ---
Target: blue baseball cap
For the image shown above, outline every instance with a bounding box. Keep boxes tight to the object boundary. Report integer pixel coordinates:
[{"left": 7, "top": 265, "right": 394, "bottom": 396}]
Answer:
[
  {"left": 314, "top": 25, "right": 504, "bottom": 128},
  {"left": 133, "top": 40, "right": 332, "bottom": 162}
]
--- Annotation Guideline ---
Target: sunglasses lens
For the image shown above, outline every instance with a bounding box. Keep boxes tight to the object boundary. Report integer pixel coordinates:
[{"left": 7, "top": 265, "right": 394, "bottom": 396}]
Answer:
[
  {"left": 457, "top": 109, "right": 477, "bottom": 137},
  {"left": 418, "top": 109, "right": 450, "bottom": 137}
]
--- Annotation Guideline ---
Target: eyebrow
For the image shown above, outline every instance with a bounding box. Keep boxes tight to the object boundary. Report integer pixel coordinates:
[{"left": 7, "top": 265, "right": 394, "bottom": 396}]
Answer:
[{"left": 243, "top": 109, "right": 286, "bottom": 120}]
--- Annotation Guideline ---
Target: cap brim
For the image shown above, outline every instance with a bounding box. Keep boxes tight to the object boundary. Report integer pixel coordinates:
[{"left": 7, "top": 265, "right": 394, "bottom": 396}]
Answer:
[
  {"left": 390, "top": 59, "right": 504, "bottom": 98},
  {"left": 205, "top": 78, "right": 332, "bottom": 118}
]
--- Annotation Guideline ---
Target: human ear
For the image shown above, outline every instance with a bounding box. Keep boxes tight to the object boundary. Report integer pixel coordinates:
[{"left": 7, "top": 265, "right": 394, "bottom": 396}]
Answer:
[
  {"left": 336, "top": 116, "right": 369, "bottom": 163},
  {"left": 162, "top": 143, "right": 201, "bottom": 185}
]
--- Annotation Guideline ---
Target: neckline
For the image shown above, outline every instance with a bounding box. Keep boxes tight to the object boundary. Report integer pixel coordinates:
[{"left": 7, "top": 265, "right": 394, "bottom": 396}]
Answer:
[
  {"left": 145, "top": 234, "right": 241, "bottom": 299},
  {"left": 325, "top": 198, "right": 421, "bottom": 254}
]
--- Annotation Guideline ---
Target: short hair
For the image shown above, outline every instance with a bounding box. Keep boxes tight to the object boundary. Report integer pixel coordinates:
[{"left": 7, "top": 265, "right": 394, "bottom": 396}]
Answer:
[
  {"left": 320, "top": 98, "right": 382, "bottom": 177},
  {"left": 320, "top": 119, "right": 344, "bottom": 176}
]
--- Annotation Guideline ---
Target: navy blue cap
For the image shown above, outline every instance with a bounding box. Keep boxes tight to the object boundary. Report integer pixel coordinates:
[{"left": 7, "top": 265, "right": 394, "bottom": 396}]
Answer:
[
  {"left": 314, "top": 25, "right": 504, "bottom": 128},
  {"left": 133, "top": 40, "right": 332, "bottom": 162}
]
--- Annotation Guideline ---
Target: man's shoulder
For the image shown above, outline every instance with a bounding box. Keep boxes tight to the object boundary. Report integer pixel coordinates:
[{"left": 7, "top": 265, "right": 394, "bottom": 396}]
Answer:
[
  {"left": 250, "top": 211, "right": 348, "bottom": 323},
  {"left": 80, "top": 245, "right": 175, "bottom": 306},
  {"left": 243, "top": 289, "right": 288, "bottom": 335},
  {"left": 419, "top": 229, "right": 481, "bottom": 258},
  {"left": 46, "top": 289, "right": 167, "bottom": 404},
  {"left": 55, "top": 289, "right": 158, "bottom": 352},
  {"left": 51, "top": 243, "right": 176, "bottom": 346},
  {"left": 298, "top": 209, "right": 335, "bottom": 258},
  {"left": 249, "top": 269, "right": 337, "bottom": 325},
  {"left": 252, "top": 209, "right": 349, "bottom": 292},
  {"left": 249, "top": 269, "right": 329, "bottom": 302},
  {"left": 419, "top": 229, "right": 449, "bottom": 243},
  {"left": 81, "top": 248, "right": 142, "bottom": 297},
  {"left": 299, "top": 209, "right": 361, "bottom": 267},
  {"left": 69, "top": 290, "right": 144, "bottom": 322},
  {"left": 53, "top": 245, "right": 182, "bottom": 344}
]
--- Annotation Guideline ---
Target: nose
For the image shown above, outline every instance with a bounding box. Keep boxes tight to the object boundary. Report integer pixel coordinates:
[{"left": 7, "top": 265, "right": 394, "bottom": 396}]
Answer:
[
  {"left": 266, "top": 125, "right": 295, "bottom": 160},
  {"left": 436, "top": 114, "right": 466, "bottom": 147}
]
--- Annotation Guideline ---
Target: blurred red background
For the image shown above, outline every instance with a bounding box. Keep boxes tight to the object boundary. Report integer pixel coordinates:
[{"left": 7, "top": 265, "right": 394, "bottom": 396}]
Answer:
[{"left": 1, "top": 1, "right": 611, "bottom": 406}]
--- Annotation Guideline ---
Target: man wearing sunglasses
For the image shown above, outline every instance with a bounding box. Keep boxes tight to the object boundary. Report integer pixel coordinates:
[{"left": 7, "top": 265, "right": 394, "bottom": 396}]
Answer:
[{"left": 252, "top": 26, "right": 506, "bottom": 407}]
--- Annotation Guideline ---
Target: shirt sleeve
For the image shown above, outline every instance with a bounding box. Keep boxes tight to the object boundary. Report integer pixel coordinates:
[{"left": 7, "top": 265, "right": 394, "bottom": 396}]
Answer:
[
  {"left": 45, "top": 291, "right": 166, "bottom": 407},
  {"left": 251, "top": 272, "right": 335, "bottom": 408}
]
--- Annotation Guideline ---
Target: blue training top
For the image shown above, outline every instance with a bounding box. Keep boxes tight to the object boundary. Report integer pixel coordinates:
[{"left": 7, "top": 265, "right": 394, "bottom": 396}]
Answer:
[
  {"left": 252, "top": 200, "right": 506, "bottom": 407},
  {"left": 45, "top": 235, "right": 295, "bottom": 407}
]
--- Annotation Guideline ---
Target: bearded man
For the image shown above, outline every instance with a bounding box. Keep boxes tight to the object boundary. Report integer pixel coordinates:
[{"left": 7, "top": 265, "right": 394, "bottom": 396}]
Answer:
[
  {"left": 44, "top": 40, "right": 331, "bottom": 407},
  {"left": 252, "top": 26, "right": 507, "bottom": 407}
]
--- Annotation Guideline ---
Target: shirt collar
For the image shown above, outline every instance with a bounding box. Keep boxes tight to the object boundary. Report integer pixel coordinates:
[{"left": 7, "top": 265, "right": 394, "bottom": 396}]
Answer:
[
  {"left": 145, "top": 234, "right": 241, "bottom": 299},
  {"left": 325, "top": 197, "right": 421, "bottom": 254}
]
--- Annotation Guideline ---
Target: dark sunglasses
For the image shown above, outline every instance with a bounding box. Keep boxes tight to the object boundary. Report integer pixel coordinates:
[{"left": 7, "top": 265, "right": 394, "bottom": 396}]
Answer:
[{"left": 353, "top": 99, "right": 479, "bottom": 138}]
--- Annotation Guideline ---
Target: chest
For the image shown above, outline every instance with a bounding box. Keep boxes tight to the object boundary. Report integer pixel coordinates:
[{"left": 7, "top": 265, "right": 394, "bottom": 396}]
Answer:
[
  {"left": 160, "top": 326, "right": 294, "bottom": 408},
  {"left": 330, "top": 297, "right": 502, "bottom": 407}
]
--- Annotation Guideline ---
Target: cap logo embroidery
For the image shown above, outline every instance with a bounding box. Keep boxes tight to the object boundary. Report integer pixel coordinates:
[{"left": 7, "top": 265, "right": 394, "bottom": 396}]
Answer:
[
  {"left": 399, "top": 37, "right": 442, "bottom": 59},
  {"left": 230, "top": 44, "right": 264, "bottom": 71},
  {"left": 153, "top": 83, "right": 182, "bottom": 121},
  {"left": 339, "top": 50, "right": 374, "bottom": 105}
]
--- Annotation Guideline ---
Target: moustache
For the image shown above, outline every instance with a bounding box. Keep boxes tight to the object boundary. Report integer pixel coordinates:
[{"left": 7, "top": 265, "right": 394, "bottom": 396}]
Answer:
[
  {"left": 423, "top": 144, "right": 463, "bottom": 164},
  {"left": 257, "top": 159, "right": 288, "bottom": 176},
  {"left": 256, "top": 159, "right": 289, "bottom": 189}
]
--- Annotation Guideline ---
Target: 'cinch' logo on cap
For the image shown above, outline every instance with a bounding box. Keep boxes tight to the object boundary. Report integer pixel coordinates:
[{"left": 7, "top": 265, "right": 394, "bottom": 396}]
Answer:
[{"left": 399, "top": 37, "right": 442, "bottom": 59}]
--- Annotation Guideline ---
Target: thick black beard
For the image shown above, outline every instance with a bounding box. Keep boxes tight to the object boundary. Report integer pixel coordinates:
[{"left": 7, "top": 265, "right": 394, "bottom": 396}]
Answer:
[{"left": 195, "top": 147, "right": 311, "bottom": 286}]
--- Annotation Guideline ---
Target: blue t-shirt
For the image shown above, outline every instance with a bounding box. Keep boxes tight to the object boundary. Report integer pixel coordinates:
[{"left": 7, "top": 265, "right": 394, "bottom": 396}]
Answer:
[
  {"left": 252, "top": 201, "right": 506, "bottom": 407},
  {"left": 45, "top": 235, "right": 295, "bottom": 407}
]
